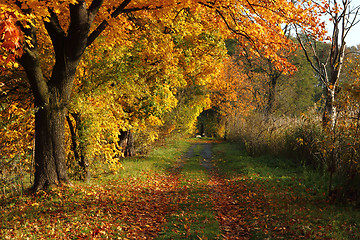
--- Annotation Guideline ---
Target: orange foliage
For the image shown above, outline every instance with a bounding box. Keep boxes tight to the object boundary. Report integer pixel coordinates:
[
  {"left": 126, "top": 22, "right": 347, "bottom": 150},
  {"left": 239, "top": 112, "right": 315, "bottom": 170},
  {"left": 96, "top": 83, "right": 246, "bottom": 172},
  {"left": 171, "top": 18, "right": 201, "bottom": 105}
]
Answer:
[
  {"left": 209, "top": 56, "right": 255, "bottom": 116},
  {"left": 0, "top": 0, "right": 326, "bottom": 186},
  {"left": 0, "top": 0, "right": 325, "bottom": 71},
  {"left": 0, "top": 8, "right": 23, "bottom": 70}
]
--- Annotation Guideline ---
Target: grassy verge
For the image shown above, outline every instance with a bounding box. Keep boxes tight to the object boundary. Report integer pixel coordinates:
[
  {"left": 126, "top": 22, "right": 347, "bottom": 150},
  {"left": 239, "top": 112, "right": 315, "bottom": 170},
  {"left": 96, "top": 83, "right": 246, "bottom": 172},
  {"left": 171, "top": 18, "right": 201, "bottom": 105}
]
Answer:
[
  {"left": 96, "top": 137, "right": 192, "bottom": 182},
  {"left": 212, "top": 141, "right": 360, "bottom": 239},
  {"left": 0, "top": 138, "right": 191, "bottom": 239}
]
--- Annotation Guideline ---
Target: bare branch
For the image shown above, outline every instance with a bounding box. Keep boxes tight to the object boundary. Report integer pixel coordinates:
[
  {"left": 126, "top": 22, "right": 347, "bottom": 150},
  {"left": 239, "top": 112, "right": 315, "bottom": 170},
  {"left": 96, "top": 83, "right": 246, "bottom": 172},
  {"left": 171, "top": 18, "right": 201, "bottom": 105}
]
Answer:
[{"left": 296, "top": 32, "right": 328, "bottom": 86}]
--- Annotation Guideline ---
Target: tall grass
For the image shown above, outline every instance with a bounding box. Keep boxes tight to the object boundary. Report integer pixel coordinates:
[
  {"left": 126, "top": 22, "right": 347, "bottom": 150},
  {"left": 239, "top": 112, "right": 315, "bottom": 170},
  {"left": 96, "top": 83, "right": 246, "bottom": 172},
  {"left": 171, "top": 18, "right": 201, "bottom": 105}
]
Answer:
[
  {"left": 225, "top": 109, "right": 360, "bottom": 205},
  {"left": 226, "top": 111, "right": 321, "bottom": 160}
]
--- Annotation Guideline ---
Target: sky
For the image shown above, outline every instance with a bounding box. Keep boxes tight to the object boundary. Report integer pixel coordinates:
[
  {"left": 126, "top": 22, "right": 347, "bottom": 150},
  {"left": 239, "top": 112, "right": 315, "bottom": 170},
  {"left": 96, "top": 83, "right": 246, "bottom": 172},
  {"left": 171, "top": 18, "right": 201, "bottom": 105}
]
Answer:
[
  {"left": 344, "top": 19, "right": 360, "bottom": 47},
  {"left": 322, "top": 0, "right": 360, "bottom": 47}
]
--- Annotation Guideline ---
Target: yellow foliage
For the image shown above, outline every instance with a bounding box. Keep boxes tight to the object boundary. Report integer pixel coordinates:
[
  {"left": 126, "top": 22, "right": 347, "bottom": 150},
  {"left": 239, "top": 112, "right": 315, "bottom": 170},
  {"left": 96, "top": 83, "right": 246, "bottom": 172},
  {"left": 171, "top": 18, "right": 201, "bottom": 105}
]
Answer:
[
  {"left": 0, "top": 100, "right": 34, "bottom": 169},
  {"left": 209, "top": 56, "right": 255, "bottom": 116},
  {"left": 0, "top": 0, "right": 326, "bottom": 179}
]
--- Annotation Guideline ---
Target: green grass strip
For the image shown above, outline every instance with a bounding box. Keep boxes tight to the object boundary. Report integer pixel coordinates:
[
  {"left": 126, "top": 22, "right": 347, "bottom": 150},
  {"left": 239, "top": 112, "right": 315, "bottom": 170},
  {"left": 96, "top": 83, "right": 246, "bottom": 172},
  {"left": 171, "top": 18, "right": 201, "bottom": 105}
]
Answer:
[{"left": 97, "top": 138, "right": 192, "bottom": 182}]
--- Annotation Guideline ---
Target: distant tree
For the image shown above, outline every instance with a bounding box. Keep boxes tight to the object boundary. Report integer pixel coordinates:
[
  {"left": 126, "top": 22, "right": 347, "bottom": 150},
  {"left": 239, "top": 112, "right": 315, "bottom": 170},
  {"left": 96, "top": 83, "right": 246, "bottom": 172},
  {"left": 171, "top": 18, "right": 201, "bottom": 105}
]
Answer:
[
  {"left": 296, "top": 0, "right": 360, "bottom": 129},
  {"left": 276, "top": 47, "right": 321, "bottom": 115}
]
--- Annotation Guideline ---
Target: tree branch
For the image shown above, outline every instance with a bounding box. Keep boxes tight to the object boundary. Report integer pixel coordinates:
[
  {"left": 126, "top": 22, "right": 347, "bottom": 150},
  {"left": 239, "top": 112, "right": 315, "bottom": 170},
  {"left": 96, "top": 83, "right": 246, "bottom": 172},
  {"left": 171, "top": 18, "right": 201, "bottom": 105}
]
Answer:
[
  {"left": 44, "top": 8, "right": 66, "bottom": 59},
  {"left": 198, "top": 1, "right": 248, "bottom": 39},
  {"left": 18, "top": 41, "right": 50, "bottom": 107},
  {"left": 86, "top": 0, "right": 132, "bottom": 47},
  {"left": 88, "top": 0, "right": 104, "bottom": 22},
  {"left": 67, "top": 0, "right": 92, "bottom": 62},
  {"left": 14, "top": 2, "right": 50, "bottom": 107},
  {"left": 296, "top": 33, "right": 327, "bottom": 85}
]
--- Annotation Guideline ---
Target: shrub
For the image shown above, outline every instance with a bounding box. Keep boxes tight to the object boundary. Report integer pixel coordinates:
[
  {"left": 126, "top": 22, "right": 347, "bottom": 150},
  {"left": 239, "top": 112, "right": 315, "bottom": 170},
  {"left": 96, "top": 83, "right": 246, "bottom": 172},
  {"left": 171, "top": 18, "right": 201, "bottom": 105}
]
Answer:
[
  {"left": 226, "top": 106, "right": 360, "bottom": 205},
  {"left": 226, "top": 112, "right": 321, "bottom": 158}
]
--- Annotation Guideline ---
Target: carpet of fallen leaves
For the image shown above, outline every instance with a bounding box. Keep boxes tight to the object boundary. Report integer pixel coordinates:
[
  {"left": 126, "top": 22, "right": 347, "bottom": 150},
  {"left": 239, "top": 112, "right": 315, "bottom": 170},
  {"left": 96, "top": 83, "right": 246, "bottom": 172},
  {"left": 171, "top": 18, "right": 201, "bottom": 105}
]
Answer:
[
  {"left": 157, "top": 178, "right": 221, "bottom": 239},
  {"left": 209, "top": 172, "right": 360, "bottom": 239},
  {"left": 0, "top": 172, "right": 183, "bottom": 239},
  {"left": 1, "top": 140, "right": 360, "bottom": 239}
]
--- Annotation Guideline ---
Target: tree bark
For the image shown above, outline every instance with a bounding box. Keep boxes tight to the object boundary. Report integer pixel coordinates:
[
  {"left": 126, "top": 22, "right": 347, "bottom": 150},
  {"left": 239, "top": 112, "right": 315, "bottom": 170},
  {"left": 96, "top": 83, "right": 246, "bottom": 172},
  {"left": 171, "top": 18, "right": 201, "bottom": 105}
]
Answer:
[
  {"left": 33, "top": 104, "right": 70, "bottom": 191},
  {"left": 66, "top": 114, "right": 91, "bottom": 182},
  {"left": 119, "top": 130, "right": 135, "bottom": 157},
  {"left": 73, "top": 113, "right": 91, "bottom": 182},
  {"left": 323, "top": 87, "right": 337, "bottom": 130},
  {"left": 66, "top": 115, "right": 81, "bottom": 167}
]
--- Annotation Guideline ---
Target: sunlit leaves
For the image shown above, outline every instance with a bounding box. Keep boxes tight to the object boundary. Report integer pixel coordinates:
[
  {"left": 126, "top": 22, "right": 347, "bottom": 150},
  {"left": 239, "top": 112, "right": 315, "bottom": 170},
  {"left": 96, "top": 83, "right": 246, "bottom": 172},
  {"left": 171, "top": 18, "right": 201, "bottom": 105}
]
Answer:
[
  {"left": 209, "top": 56, "right": 254, "bottom": 116},
  {"left": 0, "top": 0, "right": 327, "bottom": 190},
  {"left": 1, "top": 0, "right": 324, "bottom": 75},
  {"left": 1, "top": 172, "right": 182, "bottom": 239},
  {"left": 0, "top": 8, "right": 23, "bottom": 69}
]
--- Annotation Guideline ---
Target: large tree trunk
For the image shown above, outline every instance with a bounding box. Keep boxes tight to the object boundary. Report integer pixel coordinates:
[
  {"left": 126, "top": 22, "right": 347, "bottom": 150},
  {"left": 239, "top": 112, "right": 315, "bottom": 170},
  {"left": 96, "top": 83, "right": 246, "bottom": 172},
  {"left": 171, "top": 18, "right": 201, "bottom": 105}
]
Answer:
[
  {"left": 32, "top": 104, "right": 70, "bottom": 191},
  {"left": 17, "top": 2, "right": 94, "bottom": 191},
  {"left": 29, "top": 52, "right": 77, "bottom": 190},
  {"left": 16, "top": 0, "right": 132, "bottom": 191}
]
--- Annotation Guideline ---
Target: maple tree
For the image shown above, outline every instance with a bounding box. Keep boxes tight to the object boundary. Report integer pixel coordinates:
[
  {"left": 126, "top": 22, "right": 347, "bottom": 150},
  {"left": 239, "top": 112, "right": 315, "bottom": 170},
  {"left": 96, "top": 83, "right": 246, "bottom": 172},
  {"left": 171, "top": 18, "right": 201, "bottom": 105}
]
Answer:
[
  {"left": 161, "top": 19, "right": 227, "bottom": 137},
  {"left": 232, "top": 42, "right": 294, "bottom": 116},
  {"left": 0, "top": 0, "right": 324, "bottom": 191},
  {"left": 203, "top": 52, "right": 254, "bottom": 138},
  {"left": 211, "top": 49, "right": 254, "bottom": 113}
]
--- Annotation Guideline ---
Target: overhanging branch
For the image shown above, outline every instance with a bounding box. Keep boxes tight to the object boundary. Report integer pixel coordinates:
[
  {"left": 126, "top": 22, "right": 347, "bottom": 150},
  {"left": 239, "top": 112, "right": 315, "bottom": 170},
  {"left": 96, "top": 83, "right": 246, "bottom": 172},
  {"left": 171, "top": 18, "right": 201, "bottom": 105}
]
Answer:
[
  {"left": 86, "top": 0, "right": 132, "bottom": 47},
  {"left": 44, "top": 8, "right": 65, "bottom": 58}
]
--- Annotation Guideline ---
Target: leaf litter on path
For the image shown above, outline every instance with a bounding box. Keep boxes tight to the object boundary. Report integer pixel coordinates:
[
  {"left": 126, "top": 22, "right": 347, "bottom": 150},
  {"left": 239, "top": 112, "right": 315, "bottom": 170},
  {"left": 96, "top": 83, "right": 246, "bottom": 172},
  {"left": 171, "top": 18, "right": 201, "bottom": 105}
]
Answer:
[{"left": 2, "top": 140, "right": 359, "bottom": 239}]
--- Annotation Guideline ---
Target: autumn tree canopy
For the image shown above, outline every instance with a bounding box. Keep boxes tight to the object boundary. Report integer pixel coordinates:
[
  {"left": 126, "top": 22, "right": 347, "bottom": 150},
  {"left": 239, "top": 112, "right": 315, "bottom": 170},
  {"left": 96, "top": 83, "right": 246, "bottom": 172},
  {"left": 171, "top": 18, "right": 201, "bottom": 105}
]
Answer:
[{"left": 0, "top": 0, "right": 325, "bottom": 191}]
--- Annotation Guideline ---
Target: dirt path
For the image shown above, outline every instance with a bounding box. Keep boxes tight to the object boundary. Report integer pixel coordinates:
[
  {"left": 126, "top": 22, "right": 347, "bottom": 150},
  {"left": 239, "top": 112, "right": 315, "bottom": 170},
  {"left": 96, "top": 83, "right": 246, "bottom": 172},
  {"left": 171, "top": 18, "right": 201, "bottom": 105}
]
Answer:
[
  {"left": 169, "top": 142, "right": 213, "bottom": 173},
  {"left": 199, "top": 143, "right": 213, "bottom": 171},
  {"left": 161, "top": 141, "right": 255, "bottom": 239},
  {"left": 158, "top": 142, "right": 221, "bottom": 239},
  {"left": 186, "top": 141, "right": 250, "bottom": 239}
]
